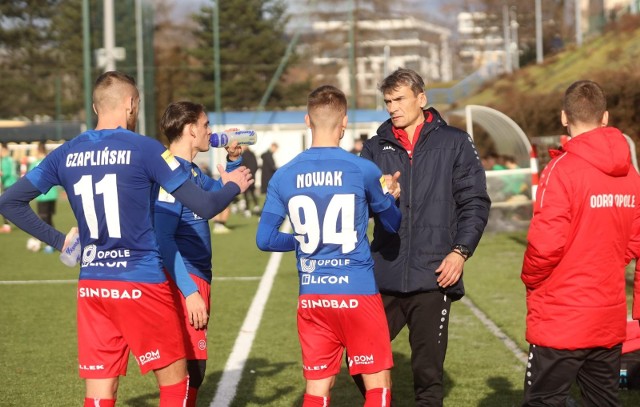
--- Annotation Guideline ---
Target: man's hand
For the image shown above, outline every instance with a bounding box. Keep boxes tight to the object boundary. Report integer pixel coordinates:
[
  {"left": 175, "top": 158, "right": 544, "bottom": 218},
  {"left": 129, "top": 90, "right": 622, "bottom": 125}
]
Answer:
[
  {"left": 384, "top": 171, "right": 401, "bottom": 200},
  {"left": 224, "top": 128, "right": 242, "bottom": 161},
  {"left": 217, "top": 164, "right": 254, "bottom": 193},
  {"left": 185, "top": 291, "right": 208, "bottom": 330},
  {"left": 435, "top": 251, "right": 465, "bottom": 288},
  {"left": 62, "top": 226, "right": 79, "bottom": 251}
]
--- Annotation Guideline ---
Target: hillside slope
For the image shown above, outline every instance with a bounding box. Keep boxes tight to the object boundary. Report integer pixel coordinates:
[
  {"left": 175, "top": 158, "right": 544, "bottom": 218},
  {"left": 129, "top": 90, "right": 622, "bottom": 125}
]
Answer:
[{"left": 464, "top": 22, "right": 640, "bottom": 107}]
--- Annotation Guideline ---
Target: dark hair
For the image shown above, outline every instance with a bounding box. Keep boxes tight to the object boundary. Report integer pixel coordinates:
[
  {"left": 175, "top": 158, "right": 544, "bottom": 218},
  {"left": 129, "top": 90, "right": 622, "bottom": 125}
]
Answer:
[
  {"left": 307, "top": 85, "right": 347, "bottom": 114},
  {"left": 160, "top": 101, "right": 207, "bottom": 144},
  {"left": 379, "top": 68, "right": 425, "bottom": 96},
  {"left": 563, "top": 80, "right": 607, "bottom": 126}
]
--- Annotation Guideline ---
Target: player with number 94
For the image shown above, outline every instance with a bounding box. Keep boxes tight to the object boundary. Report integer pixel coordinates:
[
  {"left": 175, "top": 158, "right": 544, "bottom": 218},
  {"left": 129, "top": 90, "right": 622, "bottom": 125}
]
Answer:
[{"left": 256, "top": 85, "right": 401, "bottom": 407}]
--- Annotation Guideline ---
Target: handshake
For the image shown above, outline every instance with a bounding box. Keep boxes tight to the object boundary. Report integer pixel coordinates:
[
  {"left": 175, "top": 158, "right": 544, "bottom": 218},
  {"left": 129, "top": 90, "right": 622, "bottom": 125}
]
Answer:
[{"left": 383, "top": 171, "right": 401, "bottom": 200}]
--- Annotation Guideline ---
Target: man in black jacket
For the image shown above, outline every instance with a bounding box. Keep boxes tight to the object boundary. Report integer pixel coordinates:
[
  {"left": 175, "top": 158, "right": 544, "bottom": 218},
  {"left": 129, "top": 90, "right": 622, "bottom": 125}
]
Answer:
[{"left": 357, "top": 68, "right": 491, "bottom": 406}]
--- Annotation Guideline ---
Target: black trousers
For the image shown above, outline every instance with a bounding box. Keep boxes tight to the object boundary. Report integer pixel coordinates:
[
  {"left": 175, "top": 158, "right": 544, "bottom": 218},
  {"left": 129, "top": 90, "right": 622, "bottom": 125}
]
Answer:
[
  {"left": 37, "top": 200, "right": 56, "bottom": 227},
  {"left": 522, "top": 344, "right": 622, "bottom": 407},
  {"left": 386, "top": 291, "right": 451, "bottom": 407}
]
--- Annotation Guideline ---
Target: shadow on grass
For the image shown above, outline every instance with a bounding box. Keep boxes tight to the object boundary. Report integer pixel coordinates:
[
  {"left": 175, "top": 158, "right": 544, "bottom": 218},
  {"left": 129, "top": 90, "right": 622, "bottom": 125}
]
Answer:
[
  {"left": 508, "top": 234, "right": 528, "bottom": 247},
  {"left": 194, "top": 357, "right": 296, "bottom": 406},
  {"left": 477, "top": 376, "right": 523, "bottom": 407},
  {"left": 122, "top": 392, "right": 158, "bottom": 407},
  {"left": 291, "top": 352, "right": 418, "bottom": 406}
]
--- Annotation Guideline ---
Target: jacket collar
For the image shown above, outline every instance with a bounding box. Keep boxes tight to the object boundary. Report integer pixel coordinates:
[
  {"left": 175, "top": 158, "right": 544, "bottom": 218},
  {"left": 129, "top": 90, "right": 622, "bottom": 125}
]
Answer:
[{"left": 376, "top": 107, "right": 445, "bottom": 143}]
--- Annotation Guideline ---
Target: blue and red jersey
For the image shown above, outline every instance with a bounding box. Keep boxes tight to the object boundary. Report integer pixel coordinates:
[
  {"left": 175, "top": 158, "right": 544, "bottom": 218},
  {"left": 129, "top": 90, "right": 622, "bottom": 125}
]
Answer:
[
  {"left": 26, "top": 127, "right": 189, "bottom": 283},
  {"left": 153, "top": 158, "right": 217, "bottom": 284},
  {"left": 153, "top": 157, "right": 242, "bottom": 293},
  {"left": 260, "top": 147, "right": 398, "bottom": 295}
]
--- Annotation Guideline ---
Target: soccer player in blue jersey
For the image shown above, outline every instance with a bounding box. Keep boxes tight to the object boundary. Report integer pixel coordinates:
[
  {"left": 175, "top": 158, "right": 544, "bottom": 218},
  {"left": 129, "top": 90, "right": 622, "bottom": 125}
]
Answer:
[
  {"left": 256, "top": 85, "right": 402, "bottom": 407},
  {"left": 153, "top": 101, "right": 244, "bottom": 407},
  {"left": 0, "top": 71, "right": 253, "bottom": 407}
]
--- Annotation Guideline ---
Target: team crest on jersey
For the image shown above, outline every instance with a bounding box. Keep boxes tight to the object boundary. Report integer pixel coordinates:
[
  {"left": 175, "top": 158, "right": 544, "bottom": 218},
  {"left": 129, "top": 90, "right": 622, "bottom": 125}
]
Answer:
[
  {"left": 300, "top": 258, "right": 316, "bottom": 273},
  {"left": 379, "top": 175, "right": 389, "bottom": 194},
  {"left": 161, "top": 150, "right": 180, "bottom": 171},
  {"left": 157, "top": 187, "right": 176, "bottom": 203}
]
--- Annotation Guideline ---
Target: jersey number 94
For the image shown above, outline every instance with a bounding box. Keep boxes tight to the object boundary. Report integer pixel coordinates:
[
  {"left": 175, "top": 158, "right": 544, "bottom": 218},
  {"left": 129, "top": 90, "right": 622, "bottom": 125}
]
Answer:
[{"left": 288, "top": 194, "right": 357, "bottom": 254}]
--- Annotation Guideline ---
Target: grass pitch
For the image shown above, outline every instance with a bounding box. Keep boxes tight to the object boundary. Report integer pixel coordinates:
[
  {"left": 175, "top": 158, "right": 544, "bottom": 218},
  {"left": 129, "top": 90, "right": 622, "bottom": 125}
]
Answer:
[{"left": 1, "top": 199, "right": 639, "bottom": 406}]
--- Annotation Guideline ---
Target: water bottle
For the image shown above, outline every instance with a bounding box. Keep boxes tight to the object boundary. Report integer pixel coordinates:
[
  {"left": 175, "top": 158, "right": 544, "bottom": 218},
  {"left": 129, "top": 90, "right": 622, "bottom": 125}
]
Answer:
[
  {"left": 620, "top": 368, "right": 628, "bottom": 389},
  {"left": 59, "top": 231, "right": 81, "bottom": 267},
  {"left": 209, "top": 130, "right": 257, "bottom": 148}
]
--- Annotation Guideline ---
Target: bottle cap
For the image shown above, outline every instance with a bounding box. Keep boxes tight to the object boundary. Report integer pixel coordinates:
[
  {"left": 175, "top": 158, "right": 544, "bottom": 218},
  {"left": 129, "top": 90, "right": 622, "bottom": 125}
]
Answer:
[{"left": 210, "top": 133, "right": 229, "bottom": 148}]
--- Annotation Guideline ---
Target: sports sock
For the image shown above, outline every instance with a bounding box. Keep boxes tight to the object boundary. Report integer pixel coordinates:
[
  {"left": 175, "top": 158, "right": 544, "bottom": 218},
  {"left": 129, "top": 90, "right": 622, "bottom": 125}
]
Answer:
[
  {"left": 83, "top": 398, "right": 116, "bottom": 407},
  {"left": 303, "top": 393, "right": 330, "bottom": 407},
  {"left": 159, "top": 376, "right": 189, "bottom": 407},
  {"left": 186, "top": 386, "right": 198, "bottom": 407},
  {"left": 364, "top": 388, "right": 391, "bottom": 406}
]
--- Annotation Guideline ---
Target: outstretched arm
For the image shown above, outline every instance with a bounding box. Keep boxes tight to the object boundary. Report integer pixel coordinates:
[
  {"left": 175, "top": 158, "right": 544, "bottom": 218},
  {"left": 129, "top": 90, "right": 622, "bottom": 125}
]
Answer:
[
  {"left": 171, "top": 165, "right": 253, "bottom": 219},
  {"left": 364, "top": 167, "right": 401, "bottom": 234}
]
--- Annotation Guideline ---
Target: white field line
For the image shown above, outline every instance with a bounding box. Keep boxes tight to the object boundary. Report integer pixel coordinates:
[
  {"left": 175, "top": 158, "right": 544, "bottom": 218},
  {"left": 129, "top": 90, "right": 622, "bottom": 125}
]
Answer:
[
  {"left": 462, "top": 296, "right": 580, "bottom": 405},
  {"left": 209, "top": 223, "right": 291, "bottom": 407},
  {"left": 0, "top": 276, "right": 261, "bottom": 285},
  {"left": 0, "top": 279, "right": 77, "bottom": 285},
  {"left": 460, "top": 296, "right": 529, "bottom": 365}
]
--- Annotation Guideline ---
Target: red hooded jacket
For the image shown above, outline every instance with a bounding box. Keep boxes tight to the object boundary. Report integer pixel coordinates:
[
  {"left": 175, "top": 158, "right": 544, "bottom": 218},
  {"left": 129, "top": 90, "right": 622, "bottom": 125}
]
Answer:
[{"left": 522, "top": 127, "right": 640, "bottom": 350}]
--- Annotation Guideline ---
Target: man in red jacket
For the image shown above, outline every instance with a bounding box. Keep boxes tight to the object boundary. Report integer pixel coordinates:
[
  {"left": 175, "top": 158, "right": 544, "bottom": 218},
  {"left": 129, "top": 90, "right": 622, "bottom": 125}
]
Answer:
[{"left": 521, "top": 80, "right": 640, "bottom": 406}]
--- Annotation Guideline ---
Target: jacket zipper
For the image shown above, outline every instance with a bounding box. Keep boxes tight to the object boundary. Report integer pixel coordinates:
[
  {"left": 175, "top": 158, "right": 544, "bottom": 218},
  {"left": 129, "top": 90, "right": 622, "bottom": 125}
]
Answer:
[
  {"left": 402, "top": 122, "right": 436, "bottom": 292},
  {"left": 404, "top": 150, "right": 412, "bottom": 292}
]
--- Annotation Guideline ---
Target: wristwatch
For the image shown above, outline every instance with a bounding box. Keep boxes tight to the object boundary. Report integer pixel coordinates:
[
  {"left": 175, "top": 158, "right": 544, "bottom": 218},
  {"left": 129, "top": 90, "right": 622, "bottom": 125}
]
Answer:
[{"left": 451, "top": 244, "right": 470, "bottom": 260}]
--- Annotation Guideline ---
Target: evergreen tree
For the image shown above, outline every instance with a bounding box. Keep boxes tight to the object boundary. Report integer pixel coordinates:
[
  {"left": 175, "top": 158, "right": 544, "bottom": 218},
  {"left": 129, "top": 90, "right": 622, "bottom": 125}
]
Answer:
[
  {"left": 0, "top": 0, "right": 105, "bottom": 121},
  {"left": 0, "top": 0, "right": 59, "bottom": 119},
  {"left": 190, "top": 0, "right": 300, "bottom": 110}
]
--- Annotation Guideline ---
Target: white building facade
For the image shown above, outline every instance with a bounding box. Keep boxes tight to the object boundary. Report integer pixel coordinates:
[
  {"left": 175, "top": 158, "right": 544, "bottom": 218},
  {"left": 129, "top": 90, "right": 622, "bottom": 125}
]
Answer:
[{"left": 310, "top": 17, "right": 452, "bottom": 108}]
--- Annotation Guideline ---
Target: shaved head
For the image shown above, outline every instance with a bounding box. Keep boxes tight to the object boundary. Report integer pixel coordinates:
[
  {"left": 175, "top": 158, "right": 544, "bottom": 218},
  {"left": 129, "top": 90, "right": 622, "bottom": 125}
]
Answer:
[
  {"left": 92, "top": 71, "right": 140, "bottom": 131},
  {"left": 93, "top": 71, "right": 139, "bottom": 114}
]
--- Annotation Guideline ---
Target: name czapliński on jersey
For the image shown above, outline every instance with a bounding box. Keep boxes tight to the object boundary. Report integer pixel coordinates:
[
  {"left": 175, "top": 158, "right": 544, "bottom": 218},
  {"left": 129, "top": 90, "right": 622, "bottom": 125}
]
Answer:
[
  {"left": 66, "top": 149, "right": 132, "bottom": 167},
  {"left": 297, "top": 171, "right": 343, "bottom": 188}
]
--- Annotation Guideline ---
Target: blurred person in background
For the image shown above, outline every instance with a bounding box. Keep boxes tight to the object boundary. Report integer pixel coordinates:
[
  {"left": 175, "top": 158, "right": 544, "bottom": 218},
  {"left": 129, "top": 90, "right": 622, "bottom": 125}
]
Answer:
[
  {"left": 0, "top": 142, "right": 18, "bottom": 233},
  {"left": 26, "top": 141, "right": 59, "bottom": 252},
  {"left": 350, "top": 138, "right": 364, "bottom": 156},
  {"left": 260, "top": 142, "right": 278, "bottom": 195},
  {"left": 241, "top": 146, "right": 260, "bottom": 216}
]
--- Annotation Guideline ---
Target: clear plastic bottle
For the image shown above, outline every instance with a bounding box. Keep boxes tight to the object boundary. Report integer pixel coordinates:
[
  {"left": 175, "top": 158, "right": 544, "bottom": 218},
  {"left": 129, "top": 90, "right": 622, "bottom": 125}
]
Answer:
[
  {"left": 209, "top": 130, "right": 257, "bottom": 148},
  {"left": 59, "top": 231, "right": 81, "bottom": 267}
]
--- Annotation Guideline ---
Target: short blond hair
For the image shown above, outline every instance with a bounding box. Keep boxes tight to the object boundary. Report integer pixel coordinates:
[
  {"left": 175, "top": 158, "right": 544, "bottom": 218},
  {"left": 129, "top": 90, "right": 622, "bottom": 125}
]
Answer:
[{"left": 307, "top": 85, "right": 347, "bottom": 129}]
